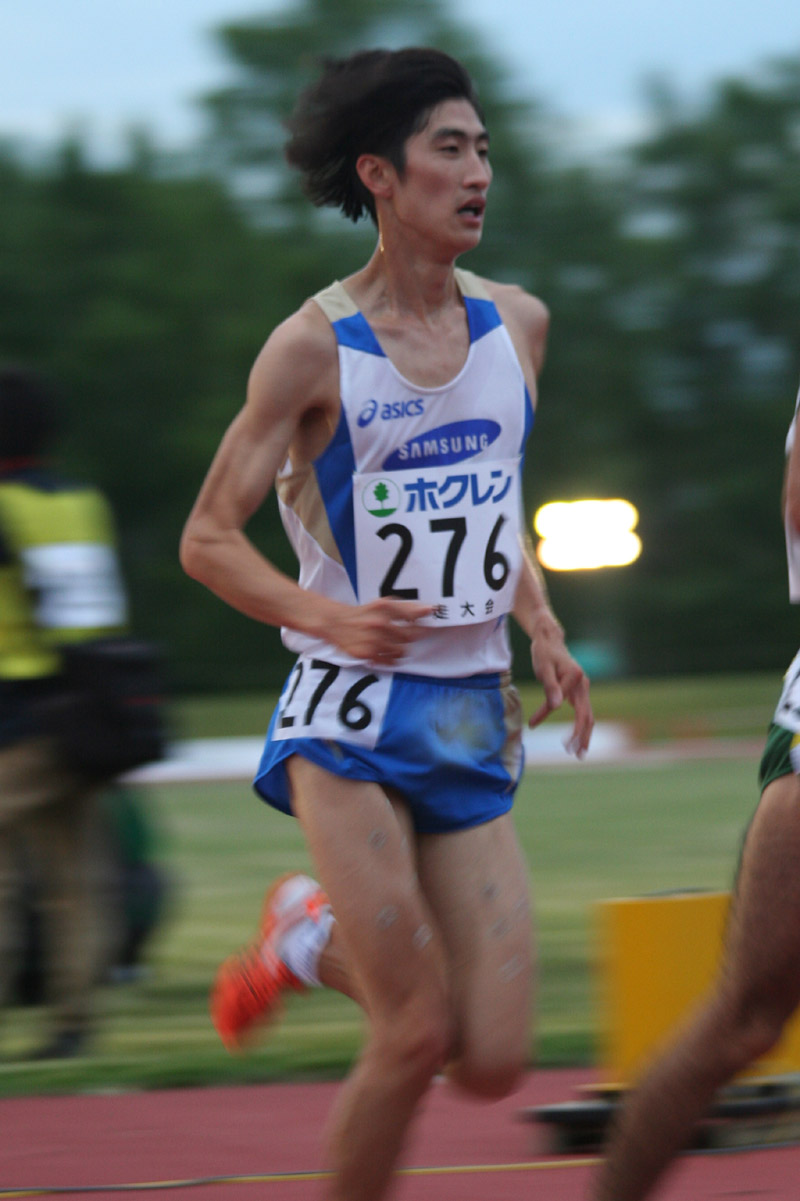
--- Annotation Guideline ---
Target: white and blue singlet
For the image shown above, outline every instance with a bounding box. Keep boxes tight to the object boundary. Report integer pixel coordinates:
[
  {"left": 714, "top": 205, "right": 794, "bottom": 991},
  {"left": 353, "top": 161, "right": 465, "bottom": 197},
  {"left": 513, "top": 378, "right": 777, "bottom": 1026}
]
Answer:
[{"left": 255, "top": 269, "right": 535, "bottom": 832}]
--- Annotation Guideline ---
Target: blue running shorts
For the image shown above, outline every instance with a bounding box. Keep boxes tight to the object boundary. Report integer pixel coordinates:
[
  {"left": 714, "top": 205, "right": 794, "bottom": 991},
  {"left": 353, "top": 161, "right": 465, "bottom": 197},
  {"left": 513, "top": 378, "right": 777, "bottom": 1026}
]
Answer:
[{"left": 254, "top": 664, "right": 524, "bottom": 834}]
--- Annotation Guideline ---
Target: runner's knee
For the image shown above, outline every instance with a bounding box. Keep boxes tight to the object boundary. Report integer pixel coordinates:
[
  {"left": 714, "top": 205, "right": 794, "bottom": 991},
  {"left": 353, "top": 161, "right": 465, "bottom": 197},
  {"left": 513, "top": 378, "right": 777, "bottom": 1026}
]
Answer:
[
  {"left": 372, "top": 1000, "right": 452, "bottom": 1086},
  {"left": 714, "top": 991, "right": 793, "bottom": 1071},
  {"left": 732, "top": 1005, "right": 792, "bottom": 1065}
]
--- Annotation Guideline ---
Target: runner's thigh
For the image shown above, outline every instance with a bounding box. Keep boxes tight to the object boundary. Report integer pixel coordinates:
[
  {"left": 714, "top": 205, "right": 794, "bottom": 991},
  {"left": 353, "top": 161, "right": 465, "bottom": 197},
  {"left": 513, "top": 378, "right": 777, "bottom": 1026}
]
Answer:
[
  {"left": 287, "top": 755, "right": 447, "bottom": 1019},
  {"left": 415, "top": 812, "right": 533, "bottom": 1068},
  {"left": 723, "top": 772, "right": 800, "bottom": 1018}
]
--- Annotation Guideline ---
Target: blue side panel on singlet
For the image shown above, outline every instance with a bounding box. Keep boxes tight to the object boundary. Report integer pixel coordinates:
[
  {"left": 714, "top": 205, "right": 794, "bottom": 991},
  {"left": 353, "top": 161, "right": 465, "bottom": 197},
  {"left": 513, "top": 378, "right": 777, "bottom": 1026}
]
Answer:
[
  {"left": 330, "top": 312, "right": 386, "bottom": 356},
  {"left": 462, "top": 296, "right": 535, "bottom": 451},
  {"left": 462, "top": 295, "right": 503, "bottom": 341},
  {"left": 311, "top": 387, "right": 359, "bottom": 594},
  {"left": 521, "top": 384, "right": 535, "bottom": 452}
]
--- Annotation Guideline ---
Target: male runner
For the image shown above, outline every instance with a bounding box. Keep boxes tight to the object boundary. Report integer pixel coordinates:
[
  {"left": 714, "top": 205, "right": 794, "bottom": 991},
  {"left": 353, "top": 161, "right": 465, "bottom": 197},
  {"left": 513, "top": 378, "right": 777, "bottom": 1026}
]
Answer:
[{"left": 181, "top": 48, "right": 593, "bottom": 1201}]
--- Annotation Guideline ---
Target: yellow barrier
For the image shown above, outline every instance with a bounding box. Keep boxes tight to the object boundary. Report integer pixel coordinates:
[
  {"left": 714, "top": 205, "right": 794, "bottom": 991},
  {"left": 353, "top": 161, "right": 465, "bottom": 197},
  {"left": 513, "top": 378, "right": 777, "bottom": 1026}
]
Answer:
[{"left": 594, "top": 891, "right": 800, "bottom": 1085}]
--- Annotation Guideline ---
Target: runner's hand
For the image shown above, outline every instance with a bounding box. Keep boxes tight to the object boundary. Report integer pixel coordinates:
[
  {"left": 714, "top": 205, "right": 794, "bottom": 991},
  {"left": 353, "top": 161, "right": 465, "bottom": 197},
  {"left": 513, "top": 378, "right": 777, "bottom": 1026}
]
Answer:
[
  {"left": 528, "top": 619, "right": 593, "bottom": 758},
  {"left": 327, "top": 598, "right": 433, "bottom": 666}
]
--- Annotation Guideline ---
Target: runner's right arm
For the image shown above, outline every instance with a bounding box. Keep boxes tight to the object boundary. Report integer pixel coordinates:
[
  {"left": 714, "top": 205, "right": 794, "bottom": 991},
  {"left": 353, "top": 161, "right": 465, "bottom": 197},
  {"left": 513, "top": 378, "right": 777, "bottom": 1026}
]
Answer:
[{"left": 180, "top": 304, "right": 430, "bottom": 664}]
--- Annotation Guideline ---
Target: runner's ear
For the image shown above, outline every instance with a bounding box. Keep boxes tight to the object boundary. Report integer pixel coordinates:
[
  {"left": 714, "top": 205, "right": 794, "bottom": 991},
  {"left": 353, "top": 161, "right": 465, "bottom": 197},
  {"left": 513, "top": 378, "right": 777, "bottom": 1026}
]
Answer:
[{"left": 355, "top": 154, "right": 394, "bottom": 203}]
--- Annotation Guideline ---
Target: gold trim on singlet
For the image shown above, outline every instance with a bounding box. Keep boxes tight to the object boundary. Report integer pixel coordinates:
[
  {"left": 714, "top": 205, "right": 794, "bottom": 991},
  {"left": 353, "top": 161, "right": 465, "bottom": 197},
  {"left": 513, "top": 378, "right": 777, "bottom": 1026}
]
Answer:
[
  {"left": 312, "top": 268, "right": 493, "bottom": 322},
  {"left": 312, "top": 280, "right": 359, "bottom": 323},
  {"left": 276, "top": 460, "right": 343, "bottom": 566}
]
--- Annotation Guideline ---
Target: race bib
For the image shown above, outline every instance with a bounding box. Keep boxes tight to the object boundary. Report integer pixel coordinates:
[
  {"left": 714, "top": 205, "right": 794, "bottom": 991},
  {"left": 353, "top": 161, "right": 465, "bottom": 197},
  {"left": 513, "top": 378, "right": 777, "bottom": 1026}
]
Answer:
[
  {"left": 272, "top": 655, "right": 392, "bottom": 749},
  {"left": 353, "top": 458, "right": 522, "bottom": 626}
]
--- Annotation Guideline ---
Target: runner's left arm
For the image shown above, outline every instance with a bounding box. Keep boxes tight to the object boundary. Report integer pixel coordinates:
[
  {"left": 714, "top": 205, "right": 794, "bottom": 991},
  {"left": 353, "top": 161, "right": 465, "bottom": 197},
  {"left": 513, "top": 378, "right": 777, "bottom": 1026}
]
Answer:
[
  {"left": 491, "top": 278, "right": 593, "bottom": 756},
  {"left": 512, "top": 537, "right": 593, "bottom": 757}
]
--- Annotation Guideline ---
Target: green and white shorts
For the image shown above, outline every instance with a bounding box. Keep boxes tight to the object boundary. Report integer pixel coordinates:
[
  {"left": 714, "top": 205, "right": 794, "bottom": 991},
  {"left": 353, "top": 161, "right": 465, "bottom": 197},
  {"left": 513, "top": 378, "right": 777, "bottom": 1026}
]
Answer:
[{"left": 760, "top": 648, "right": 800, "bottom": 791}]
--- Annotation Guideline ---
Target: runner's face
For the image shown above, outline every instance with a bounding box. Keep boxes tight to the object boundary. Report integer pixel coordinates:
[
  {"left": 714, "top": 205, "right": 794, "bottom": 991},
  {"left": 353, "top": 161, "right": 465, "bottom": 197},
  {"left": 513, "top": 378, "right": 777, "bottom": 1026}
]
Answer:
[{"left": 392, "top": 98, "right": 492, "bottom": 252}]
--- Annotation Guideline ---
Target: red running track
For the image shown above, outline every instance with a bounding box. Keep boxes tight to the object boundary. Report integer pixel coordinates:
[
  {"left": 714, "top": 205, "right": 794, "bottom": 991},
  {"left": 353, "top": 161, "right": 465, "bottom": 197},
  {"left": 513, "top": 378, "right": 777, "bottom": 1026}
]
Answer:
[{"left": 2, "top": 1068, "right": 799, "bottom": 1201}]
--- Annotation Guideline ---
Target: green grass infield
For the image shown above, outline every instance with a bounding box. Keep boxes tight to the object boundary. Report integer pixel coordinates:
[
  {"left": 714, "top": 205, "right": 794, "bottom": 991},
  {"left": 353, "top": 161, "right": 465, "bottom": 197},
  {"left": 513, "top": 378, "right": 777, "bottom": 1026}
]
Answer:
[{"left": 0, "top": 671, "right": 779, "bottom": 1095}]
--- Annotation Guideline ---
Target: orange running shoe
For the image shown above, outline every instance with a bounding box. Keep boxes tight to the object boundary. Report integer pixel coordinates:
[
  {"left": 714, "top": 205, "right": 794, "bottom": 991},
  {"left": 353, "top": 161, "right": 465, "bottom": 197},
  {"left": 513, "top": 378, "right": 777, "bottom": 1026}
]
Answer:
[{"left": 210, "top": 872, "right": 330, "bottom": 1052}]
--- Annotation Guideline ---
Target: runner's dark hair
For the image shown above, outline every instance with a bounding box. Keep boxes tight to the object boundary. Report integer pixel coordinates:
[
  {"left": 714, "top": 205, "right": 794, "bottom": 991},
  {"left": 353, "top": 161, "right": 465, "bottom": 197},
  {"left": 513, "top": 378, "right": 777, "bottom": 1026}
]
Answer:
[{"left": 284, "top": 47, "right": 484, "bottom": 225}]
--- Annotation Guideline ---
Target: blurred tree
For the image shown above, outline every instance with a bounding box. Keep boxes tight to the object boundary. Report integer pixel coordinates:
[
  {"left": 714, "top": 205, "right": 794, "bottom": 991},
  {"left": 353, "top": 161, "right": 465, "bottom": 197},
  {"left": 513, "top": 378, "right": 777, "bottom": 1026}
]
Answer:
[
  {"left": 0, "top": 139, "right": 300, "bottom": 691},
  {"left": 612, "top": 61, "right": 800, "bottom": 673},
  {"left": 499, "top": 62, "right": 800, "bottom": 677},
  {"left": 201, "top": 0, "right": 546, "bottom": 253}
]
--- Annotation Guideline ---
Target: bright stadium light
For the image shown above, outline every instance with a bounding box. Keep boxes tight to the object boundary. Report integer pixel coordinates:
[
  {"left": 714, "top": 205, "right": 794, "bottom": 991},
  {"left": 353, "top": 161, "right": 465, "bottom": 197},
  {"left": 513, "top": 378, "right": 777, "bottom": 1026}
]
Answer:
[{"left": 534, "top": 499, "right": 642, "bottom": 571}]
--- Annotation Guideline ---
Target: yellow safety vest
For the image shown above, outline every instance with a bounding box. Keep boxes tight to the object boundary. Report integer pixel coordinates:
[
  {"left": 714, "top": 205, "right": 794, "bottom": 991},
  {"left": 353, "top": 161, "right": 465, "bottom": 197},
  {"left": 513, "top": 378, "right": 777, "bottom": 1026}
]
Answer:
[{"left": 0, "top": 470, "right": 127, "bottom": 680}]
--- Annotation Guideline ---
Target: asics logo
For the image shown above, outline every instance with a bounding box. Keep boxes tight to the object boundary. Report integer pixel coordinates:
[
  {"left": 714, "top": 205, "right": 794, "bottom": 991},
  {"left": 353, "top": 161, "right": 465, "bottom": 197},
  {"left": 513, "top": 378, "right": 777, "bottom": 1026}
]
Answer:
[
  {"left": 382, "top": 420, "right": 501, "bottom": 470},
  {"left": 357, "top": 398, "right": 425, "bottom": 427},
  {"left": 357, "top": 400, "right": 378, "bottom": 427}
]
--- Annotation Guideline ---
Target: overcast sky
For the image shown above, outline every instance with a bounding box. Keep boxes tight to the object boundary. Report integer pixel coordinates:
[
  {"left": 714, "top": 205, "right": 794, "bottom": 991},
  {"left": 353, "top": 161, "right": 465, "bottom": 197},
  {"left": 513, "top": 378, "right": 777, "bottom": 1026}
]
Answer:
[{"left": 3, "top": 0, "right": 800, "bottom": 159}]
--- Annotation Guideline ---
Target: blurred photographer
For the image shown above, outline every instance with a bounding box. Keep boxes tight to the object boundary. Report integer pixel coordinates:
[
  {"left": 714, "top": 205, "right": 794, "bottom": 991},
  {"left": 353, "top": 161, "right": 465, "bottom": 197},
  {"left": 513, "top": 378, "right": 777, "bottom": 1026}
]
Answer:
[{"left": 0, "top": 366, "right": 149, "bottom": 1059}]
